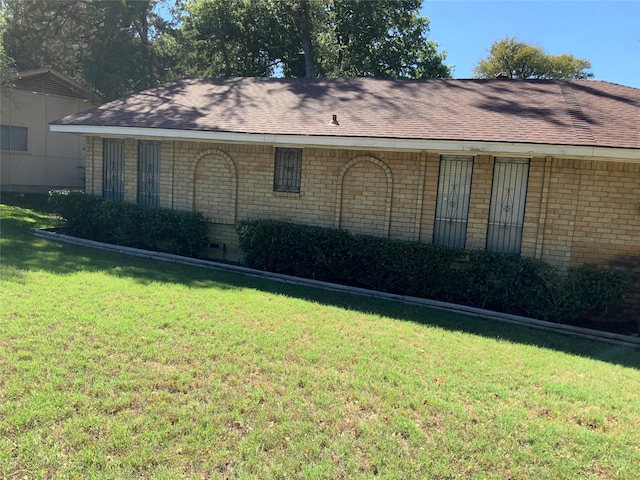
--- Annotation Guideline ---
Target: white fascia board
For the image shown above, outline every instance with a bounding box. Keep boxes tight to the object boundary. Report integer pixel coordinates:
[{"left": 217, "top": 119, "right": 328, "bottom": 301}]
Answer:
[{"left": 50, "top": 124, "right": 640, "bottom": 161}]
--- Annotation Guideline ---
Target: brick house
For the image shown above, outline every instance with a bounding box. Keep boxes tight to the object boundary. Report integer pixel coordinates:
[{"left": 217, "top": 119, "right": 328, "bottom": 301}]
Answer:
[{"left": 50, "top": 77, "right": 640, "bottom": 319}]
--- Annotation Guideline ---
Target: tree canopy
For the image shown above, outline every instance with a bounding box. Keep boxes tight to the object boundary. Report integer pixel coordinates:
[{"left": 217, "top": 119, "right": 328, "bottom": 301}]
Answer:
[
  {"left": 473, "top": 36, "right": 593, "bottom": 80},
  {"left": 0, "top": 5, "right": 16, "bottom": 86},
  {"left": 175, "top": 0, "right": 451, "bottom": 79},
  {"left": 1, "top": 0, "right": 450, "bottom": 100},
  {"left": 1, "top": 0, "right": 174, "bottom": 100},
  {"left": 318, "top": 0, "right": 450, "bottom": 78}
]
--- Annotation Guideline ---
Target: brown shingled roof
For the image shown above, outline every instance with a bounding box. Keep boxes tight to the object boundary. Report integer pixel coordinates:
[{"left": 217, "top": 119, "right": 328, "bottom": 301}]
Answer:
[{"left": 52, "top": 77, "right": 640, "bottom": 150}]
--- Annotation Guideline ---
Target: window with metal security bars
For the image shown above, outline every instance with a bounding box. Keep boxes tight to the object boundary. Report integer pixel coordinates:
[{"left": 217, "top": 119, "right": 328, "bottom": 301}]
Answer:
[
  {"left": 433, "top": 155, "right": 474, "bottom": 248},
  {"left": 487, "top": 157, "right": 530, "bottom": 254},
  {"left": 138, "top": 141, "right": 160, "bottom": 207},
  {"left": 273, "top": 147, "right": 302, "bottom": 193},
  {"left": 1, "top": 125, "right": 28, "bottom": 151},
  {"left": 103, "top": 138, "right": 124, "bottom": 201}
]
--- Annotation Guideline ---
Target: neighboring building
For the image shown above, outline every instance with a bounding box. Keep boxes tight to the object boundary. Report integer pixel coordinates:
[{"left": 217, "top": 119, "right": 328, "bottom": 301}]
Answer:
[
  {"left": 1, "top": 69, "right": 101, "bottom": 193},
  {"left": 50, "top": 77, "right": 640, "bottom": 320}
]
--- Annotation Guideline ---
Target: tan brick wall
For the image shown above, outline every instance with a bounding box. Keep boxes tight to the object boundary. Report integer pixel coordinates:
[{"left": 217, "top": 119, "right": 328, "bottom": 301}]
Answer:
[
  {"left": 573, "top": 161, "right": 640, "bottom": 257},
  {"left": 88, "top": 137, "right": 102, "bottom": 195},
  {"left": 205, "top": 224, "right": 240, "bottom": 260},
  {"left": 520, "top": 157, "right": 546, "bottom": 258},
  {"left": 84, "top": 136, "right": 94, "bottom": 193},
  {"left": 530, "top": 158, "right": 640, "bottom": 323},
  {"left": 385, "top": 151, "right": 425, "bottom": 241},
  {"left": 338, "top": 155, "right": 391, "bottom": 237},
  {"left": 193, "top": 149, "right": 237, "bottom": 224},
  {"left": 533, "top": 157, "right": 553, "bottom": 258},
  {"left": 159, "top": 140, "right": 173, "bottom": 209},
  {"left": 123, "top": 138, "right": 137, "bottom": 202},
  {"left": 85, "top": 139, "right": 431, "bottom": 257},
  {"left": 419, "top": 152, "right": 439, "bottom": 242},
  {"left": 539, "top": 159, "right": 581, "bottom": 268},
  {"left": 466, "top": 155, "right": 493, "bottom": 250},
  {"left": 570, "top": 160, "right": 640, "bottom": 322},
  {"left": 84, "top": 136, "right": 640, "bottom": 323}
]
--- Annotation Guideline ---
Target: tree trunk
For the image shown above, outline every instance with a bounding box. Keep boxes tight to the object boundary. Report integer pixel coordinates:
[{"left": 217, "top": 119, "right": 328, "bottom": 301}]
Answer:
[{"left": 293, "top": 1, "right": 316, "bottom": 78}]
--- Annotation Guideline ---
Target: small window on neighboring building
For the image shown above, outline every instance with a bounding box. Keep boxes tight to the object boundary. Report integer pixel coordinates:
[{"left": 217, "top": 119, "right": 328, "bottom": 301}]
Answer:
[
  {"left": 138, "top": 140, "right": 160, "bottom": 207},
  {"left": 1, "top": 125, "right": 28, "bottom": 151},
  {"left": 273, "top": 147, "right": 302, "bottom": 193},
  {"left": 433, "top": 155, "right": 474, "bottom": 248},
  {"left": 487, "top": 157, "right": 530, "bottom": 254},
  {"left": 103, "top": 138, "right": 125, "bottom": 201}
]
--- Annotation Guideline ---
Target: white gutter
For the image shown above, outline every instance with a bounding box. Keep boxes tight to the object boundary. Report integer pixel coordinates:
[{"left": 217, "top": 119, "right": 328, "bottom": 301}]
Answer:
[{"left": 50, "top": 124, "right": 640, "bottom": 161}]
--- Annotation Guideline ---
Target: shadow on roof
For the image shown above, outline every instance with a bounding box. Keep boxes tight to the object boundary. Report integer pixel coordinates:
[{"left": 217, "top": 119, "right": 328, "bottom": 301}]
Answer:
[{"left": 51, "top": 77, "right": 640, "bottom": 147}]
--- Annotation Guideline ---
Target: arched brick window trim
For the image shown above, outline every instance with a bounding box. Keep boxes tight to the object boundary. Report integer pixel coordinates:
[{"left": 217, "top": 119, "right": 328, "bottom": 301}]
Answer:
[
  {"left": 192, "top": 149, "right": 238, "bottom": 224},
  {"left": 336, "top": 155, "right": 393, "bottom": 236}
]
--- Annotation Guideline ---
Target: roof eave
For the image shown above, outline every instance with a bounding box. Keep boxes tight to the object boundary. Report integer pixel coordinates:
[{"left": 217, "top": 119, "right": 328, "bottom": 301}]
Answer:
[
  {"left": 49, "top": 124, "right": 640, "bottom": 162},
  {"left": 13, "top": 68, "right": 102, "bottom": 104}
]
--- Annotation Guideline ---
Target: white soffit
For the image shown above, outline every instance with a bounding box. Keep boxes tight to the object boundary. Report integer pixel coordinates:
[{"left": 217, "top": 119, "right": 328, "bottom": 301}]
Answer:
[{"left": 50, "top": 124, "right": 640, "bottom": 161}]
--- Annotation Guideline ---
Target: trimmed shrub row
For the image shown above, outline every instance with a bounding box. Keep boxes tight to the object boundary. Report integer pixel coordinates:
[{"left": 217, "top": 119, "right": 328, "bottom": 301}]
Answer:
[
  {"left": 49, "top": 190, "right": 209, "bottom": 257},
  {"left": 236, "top": 219, "right": 630, "bottom": 324}
]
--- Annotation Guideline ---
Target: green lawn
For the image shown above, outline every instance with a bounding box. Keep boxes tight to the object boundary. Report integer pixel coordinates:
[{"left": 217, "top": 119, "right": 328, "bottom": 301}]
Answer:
[{"left": 2, "top": 194, "right": 640, "bottom": 479}]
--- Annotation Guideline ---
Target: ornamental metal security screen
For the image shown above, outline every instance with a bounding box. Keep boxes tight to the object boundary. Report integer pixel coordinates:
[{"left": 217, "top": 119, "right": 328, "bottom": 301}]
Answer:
[
  {"left": 433, "top": 155, "right": 474, "bottom": 248},
  {"left": 102, "top": 139, "right": 124, "bottom": 201},
  {"left": 273, "top": 147, "right": 302, "bottom": 193},
  {"left": 486, "top": 157, "right": 530, "bottom": 254},
  {"left": 138, "top": 141, "right": 160, "bottom": 207}
]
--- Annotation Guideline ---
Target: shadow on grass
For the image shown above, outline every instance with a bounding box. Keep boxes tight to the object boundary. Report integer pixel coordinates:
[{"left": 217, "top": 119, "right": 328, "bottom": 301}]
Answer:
[
  {"left": 1, "top": 231, "right": 240, "bottom": 291},
  {"left": 0, "top": 197, "right": 240, "bottom": 291},
  {"left": 201, "top": 267, "right": 639, "bottom": 368},
  {"left": 3, "top": 195, "right": 639, "bottom": 370}
]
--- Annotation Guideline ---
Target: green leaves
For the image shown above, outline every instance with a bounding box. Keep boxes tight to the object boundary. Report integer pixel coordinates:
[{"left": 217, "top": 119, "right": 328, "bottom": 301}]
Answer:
[
  {"left": 178, "top": 0, "right": 451, "bottom": 79},
  {"left": 49, "top": 190, "right": 209, "bottom": 257},
  {"left": 558, "top": 266, "right": 631, "bottom": 322},
  {"left": 180, "top": 0, "right": 284, "bottom": 78},
  {"left": 3, "top": 0, "right": 451, "bottom": 98},
  {"left": 473, "top": 36, "right": 593, "bottom": 80},
  {"left": 2, "top": 0, "right": 173, "bottom": 101},
  {"left": 236, "top": 219, "right": 630, "bottom": 326},
  {"left": 323, "top": 0, "right": 450, "bottom": 78}
]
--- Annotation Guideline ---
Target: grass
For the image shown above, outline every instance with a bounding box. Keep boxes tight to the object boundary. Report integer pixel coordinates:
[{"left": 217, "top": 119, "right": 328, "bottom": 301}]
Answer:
[{"left": 1, "top": 193, "right": 640, "bottom": 479}]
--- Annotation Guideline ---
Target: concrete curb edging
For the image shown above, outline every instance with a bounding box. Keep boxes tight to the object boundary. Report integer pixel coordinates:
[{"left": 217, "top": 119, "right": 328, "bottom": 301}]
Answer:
[{"left": 32, "top": 228, "right": 640, "bottom": 350}]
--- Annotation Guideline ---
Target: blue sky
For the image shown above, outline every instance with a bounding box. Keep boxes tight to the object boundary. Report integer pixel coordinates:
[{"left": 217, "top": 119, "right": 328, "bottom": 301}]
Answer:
[{"left": 422, "top": 0, "right": 640, "bottom": 87}]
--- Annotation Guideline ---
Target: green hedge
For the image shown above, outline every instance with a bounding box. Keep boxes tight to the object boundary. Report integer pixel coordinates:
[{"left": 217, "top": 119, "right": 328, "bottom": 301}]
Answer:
[
  {"left": 236, "top": 219, "right": 630, "bottom": 324},
  {"left": 49, "top": 190, "right": 209, "bottom": 257}
]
